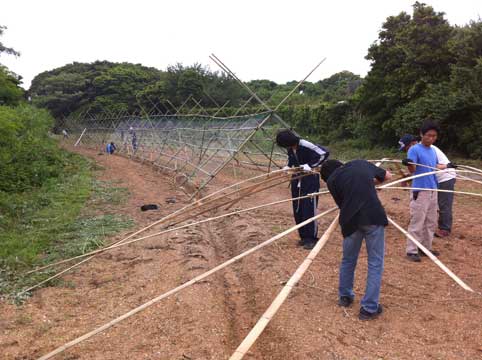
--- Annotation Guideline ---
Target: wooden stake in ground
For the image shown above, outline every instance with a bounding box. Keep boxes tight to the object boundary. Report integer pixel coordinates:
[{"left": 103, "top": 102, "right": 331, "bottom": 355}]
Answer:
[
  {"left": 36, "top": 207, "right": 338, "bottom": 360},
  {"left": 230, "top": 215, "right": 339, "bottom": 360}
]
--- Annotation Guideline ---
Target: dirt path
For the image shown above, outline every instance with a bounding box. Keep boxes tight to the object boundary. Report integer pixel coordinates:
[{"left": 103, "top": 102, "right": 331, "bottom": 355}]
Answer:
[{"left": 1, "top": 148, "right": 482, "bottom": 359}]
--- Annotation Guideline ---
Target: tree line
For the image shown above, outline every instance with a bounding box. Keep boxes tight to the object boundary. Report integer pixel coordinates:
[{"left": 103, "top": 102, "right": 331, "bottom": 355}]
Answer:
[{"left": 2, "top": 2, "right": 482, "bottom": 158}]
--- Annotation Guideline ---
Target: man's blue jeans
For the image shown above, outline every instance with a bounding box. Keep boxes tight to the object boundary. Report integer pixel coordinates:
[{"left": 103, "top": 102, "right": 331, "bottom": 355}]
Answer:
[{"left": 339, "top": 225, "right": 385, "bottom": 313}]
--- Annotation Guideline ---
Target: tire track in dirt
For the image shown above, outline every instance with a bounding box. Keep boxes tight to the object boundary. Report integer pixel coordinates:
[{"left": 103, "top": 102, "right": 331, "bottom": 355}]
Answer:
[{"left": 203, "top": 206, "right": 299, "bottom": 359}]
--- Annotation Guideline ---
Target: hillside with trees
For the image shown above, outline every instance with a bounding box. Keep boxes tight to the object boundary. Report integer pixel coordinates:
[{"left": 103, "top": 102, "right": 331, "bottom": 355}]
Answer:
[{"left": 19, "top": 2, "right": 482, "bottom": 158}]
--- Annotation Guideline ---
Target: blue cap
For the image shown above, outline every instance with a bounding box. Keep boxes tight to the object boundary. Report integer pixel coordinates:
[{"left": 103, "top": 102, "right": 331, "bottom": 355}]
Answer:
[{"left": 398, "top": 134, "right": 416, "bottom": 151}]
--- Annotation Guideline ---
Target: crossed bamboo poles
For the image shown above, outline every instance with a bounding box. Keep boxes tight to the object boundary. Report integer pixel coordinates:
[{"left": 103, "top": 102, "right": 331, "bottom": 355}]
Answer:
[{"left": 30, "top": 165, "right": 482, "bottom": 359}]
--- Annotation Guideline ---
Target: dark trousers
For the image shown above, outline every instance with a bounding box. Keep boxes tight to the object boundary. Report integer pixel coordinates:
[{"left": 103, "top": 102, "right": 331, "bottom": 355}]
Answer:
[
  {"left": 438, "top": 178, "right": 456, "bottom": 232},
  {"left": 291, "top": 173, "right": 320, "bottom": 240}
]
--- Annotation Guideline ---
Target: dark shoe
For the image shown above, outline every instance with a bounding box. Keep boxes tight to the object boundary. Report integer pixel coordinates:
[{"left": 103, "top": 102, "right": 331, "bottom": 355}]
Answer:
[
  {"left": 298, "top": 238, "right": 311, "bottom": 247},
  {"left": 435, "top": 229, "right": 450, "bottom": 238},
  {"left": 406, "top": 253, "right": 421, "bottom": 262},
  {"left": 419, "top": 249, "right": 440, "bottom": 257},
  {"left": 338, "top": 296, "right": 354, "bottom": 308},
  {"left": 303, "top": 238, "right": 317, "bottom": 250},
  {"left": 359, "top": 304, "right": 383, "bottom": 321}
]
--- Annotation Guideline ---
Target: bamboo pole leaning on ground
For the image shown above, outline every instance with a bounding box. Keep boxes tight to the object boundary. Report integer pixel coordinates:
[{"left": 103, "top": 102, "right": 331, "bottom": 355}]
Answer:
[
  {"left": 229, "top": 215, "right": 339, "bottom": 360},
  {"left": 370, "top": 161, "right": 477, "bottom": 294},
  {"left": 21, "top": 173, "right": 296, "bottom": 293},
  {"left": 26, "top": 168, "right": 312, "bottom": 275},
  {"left": 22, "top": 190, "right": 333, "bottom": 272},
  {"left": 28, "top": 168, "right": 446, "bottom": 288},
  {"left": 73, "top": 128, "right": 87, "bottom": 147},
  {"left": 26, "top": 169, "right": 293, "bottom": 275},
  {"left": 378, "top": 169, "right": 481, "bottom": 189},
  {"left": 457, "top": 164, "right": 482, "bottom": 174},
  {"left": 369, "top": 159, "right": 482, "bottom": 186},
  {"left": 372, "top": 160, "right": 475, "bottom": 293},
  {"left": 382, "top": 186, "right": 482, "bottom": 198},
  {"left": 36, "top": 207, "right": 338, "bottom": 360},
  {"left": 387, "top": 216, "right": 474, "bottom": 292},
  {"left": 19, "top": 178, "right": 325, "bottom": 295}
]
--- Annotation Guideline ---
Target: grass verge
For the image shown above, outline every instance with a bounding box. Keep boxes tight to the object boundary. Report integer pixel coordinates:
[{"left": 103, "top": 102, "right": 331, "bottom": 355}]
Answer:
[{"left": 0, "top": 151, "right": 133, "bottom": 300}]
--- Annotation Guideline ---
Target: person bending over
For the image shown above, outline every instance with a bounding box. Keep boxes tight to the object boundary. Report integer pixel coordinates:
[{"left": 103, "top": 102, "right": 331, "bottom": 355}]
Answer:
[{"left": 321, "top": 159, "right": 392, "bottom": 320}]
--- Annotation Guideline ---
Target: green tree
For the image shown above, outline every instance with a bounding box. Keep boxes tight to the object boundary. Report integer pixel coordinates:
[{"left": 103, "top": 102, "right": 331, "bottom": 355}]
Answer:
[
  {"left": 0, "top": 25, "right": 24, "bottom": 105},
  {"left": 0, "top": 25, "right": 19, "bottom": 57},
  {"left": 0, "top": 65, "right": 23, "bottom": 105},
  {"left": 356, "top": 2, "right": 454, "bottom": 143}
]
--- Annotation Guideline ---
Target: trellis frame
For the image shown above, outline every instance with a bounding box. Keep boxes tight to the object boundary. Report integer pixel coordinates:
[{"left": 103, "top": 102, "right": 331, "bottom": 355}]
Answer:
[{"left": 63, "top": 55, "right": 326, "bottom": 198}]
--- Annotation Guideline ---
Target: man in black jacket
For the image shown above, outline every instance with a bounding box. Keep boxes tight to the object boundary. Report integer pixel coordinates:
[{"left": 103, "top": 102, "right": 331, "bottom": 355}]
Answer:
[
  {"left": 276, "top": 129, "right": 329, "bottom": 250},
  {"left": 321, "top": 159, "right": 392, "bottom": 320}
]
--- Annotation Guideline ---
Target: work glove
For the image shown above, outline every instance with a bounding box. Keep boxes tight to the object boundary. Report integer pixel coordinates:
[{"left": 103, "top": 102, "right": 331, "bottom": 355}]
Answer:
[
  {"left": 301, "top": 164, "right": 311, "bottom": 172},
  {"left": 401, "top": 158, "right": 413, "bottom": 166},
  {"left": 282, "top": 166, "right": 290, "bottom": 171},
  {"left": 446, "top": 162, "right": 458, "bottom": 169}
]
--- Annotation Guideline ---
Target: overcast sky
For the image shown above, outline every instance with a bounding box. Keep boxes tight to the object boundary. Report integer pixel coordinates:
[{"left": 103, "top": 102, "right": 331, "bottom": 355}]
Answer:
[{"left": 1, "top": 0, "right": 481, "bottom": 89}]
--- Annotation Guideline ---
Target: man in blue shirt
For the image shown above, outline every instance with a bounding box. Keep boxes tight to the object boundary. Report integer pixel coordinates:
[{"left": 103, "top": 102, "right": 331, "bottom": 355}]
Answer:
[
  {"left": 106, "top": 142, "right": 117, "bottom": 155},
  {"left": 402, "top": 122, "right": 441, "bottom": 262}
]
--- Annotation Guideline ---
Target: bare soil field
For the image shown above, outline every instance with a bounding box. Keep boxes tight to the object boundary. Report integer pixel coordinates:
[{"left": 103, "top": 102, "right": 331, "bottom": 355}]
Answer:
[{"left": 1, "top": 147, "right": 482, "bottom": 360}]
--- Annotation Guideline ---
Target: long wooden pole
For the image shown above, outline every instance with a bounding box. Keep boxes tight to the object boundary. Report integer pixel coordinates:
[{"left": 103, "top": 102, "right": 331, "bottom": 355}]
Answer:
[
  {"left": 370, "top": 159, "right": 482, "bottom": 186},
  {"left": 273, "top": 58, "right": 326, "bottom": 112},
  {"left": 382, "top": 186, "right": 482, "bottom": 198},
  {"left": 36, "top": 207, "right": 338, "bottom": 360},
  {"left": 387, "top": 216, "right": 474, "bottom": 292},
  {"left": 74, "top": 128, "right": 87, "bottom": 147},
  {"left": 28, "top": 166, "right": 443, "bottom": 278},
  {"left": 373, "top": 160, "right": 475, "bottom": 292},
  {"left": 21, "top": 189, "right": 333, "bottom": 278},
  {"left": 379, "top": 169, "right": 481, "bottom": 189},
  {"left": 27, "top": 170, "right": 291, "bottom": 275},
  {"left": 370, "top": 159, "right": 475, "bottom": 294},
  {"left": 20, "top": 174, "right": 313, "bottom": 294},
  {"left": 458, "top": 164, "right": 482, "bottom": 174},
  {"left": 230, "top": 215, "right": 339, "bottom": 360}
]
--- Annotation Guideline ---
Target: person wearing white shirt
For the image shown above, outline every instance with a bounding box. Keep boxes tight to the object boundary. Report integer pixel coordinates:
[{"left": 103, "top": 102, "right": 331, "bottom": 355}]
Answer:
[{"left": 431, "top": 145, "right": 456, "bottom": 237}]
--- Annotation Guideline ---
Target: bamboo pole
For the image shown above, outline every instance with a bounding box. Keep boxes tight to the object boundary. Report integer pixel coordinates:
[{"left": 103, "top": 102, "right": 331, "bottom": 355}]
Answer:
[
  {"left": 20, "top": 173, "right": 303, "bottom": 293},
  {"left": 36, "top": 207, "right": 338, "bottom": 360},
  {"left": 21, "top": 189, "right": 332, "bottom": 283},
  {"left": 27, "top": 170, "right": 291, "bottom": 275},
  {"left": 381, "top": 186, "right": 482, "bottom": 198},
  {"left": 377, "top": 162, "right": 475, "bottom": 293},
  {"left": 387, "top": 216, "right": 474, "bottom": 292},
  {"left": 370, "top": 159, "right": 482, "bottom": 186},
  {"left": 272, "top": 58, "right": 326, "bottom": 112},
  {"left": 458, "top": 164, "right": 482, "bottom": 174},
  {"left": 379, "top": 169, "right": 481, "bottom": 189},
  {"left": 230, "top": 215, "right": 339, "bottom": 360},
  {"left": 74, "top": 128, "right": 87, "bottom": 147}
]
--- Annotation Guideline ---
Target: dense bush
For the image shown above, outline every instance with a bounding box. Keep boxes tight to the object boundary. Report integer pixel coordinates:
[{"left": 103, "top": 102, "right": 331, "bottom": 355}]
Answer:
[{"left": 0, "top": 105, "right": 65, "bottom": 193}]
